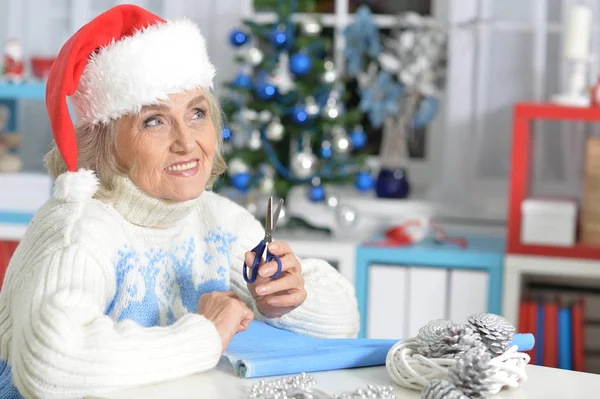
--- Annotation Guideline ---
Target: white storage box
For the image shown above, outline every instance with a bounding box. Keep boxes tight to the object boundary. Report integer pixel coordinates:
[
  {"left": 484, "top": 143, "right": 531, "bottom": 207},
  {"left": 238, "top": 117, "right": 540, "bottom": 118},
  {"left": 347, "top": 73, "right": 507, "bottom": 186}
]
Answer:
[{"left": 521, "top": 198, "right": 578, "bottom": 246}]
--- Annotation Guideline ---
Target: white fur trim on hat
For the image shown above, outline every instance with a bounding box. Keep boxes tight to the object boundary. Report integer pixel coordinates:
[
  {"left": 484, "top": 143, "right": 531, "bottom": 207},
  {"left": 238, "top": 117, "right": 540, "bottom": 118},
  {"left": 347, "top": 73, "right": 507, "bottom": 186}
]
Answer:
[
  {"left": 69, "top": 19, "right": 216, "bottom": 126},
  {"left": 53, "top": 169, "right": 99, "bottom": 202}
]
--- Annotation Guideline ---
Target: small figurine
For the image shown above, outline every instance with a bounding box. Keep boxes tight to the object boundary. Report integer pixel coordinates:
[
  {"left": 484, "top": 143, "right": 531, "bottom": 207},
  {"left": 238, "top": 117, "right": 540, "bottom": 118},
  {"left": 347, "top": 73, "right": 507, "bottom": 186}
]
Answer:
[
  {"left": 591, "top": 76, "right": 600, "bottom": 107},
  {"left": 2, "top": 38, "right": 24, "bottom": 83},
  {"left": 0, "top": 105, "right": 22, "bottom": 173}
]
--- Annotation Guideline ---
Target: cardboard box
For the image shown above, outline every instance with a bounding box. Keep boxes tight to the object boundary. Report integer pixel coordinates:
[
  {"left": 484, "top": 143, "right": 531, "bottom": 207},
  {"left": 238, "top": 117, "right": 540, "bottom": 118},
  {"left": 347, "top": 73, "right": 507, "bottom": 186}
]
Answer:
[{"left": 521, "top": 198, "right": 578, "bottom": 246}]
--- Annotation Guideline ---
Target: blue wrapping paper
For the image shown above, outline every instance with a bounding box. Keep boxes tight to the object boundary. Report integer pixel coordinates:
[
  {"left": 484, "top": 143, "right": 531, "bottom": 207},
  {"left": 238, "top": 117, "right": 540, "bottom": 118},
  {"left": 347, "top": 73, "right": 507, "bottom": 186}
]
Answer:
[
  {"left": 224, "top": 321, "right": 537, "bottom": 379},
  {"left": 224, "top": 321, "right": 397, "bottom": 378}
]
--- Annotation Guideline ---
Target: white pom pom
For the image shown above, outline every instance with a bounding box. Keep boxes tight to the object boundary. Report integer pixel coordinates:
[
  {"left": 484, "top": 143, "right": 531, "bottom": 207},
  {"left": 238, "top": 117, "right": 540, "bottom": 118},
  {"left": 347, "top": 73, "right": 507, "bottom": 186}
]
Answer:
[{"left": 53, "top": 169, "right": 99, "bottom": 202}]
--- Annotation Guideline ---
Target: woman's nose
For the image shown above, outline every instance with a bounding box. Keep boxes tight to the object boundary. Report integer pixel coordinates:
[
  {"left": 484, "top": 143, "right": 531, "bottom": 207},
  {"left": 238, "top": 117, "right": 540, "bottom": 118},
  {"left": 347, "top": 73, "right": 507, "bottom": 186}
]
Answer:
[{"left": 170, "top": 123, "right": 196, "bottom": 153}]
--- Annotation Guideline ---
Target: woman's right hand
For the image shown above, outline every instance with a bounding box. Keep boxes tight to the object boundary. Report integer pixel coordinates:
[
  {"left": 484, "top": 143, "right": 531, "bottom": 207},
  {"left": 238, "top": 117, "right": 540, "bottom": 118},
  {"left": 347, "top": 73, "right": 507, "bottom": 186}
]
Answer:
[{"left": 197, "top": 291, "right": 254, "bottom": 352}]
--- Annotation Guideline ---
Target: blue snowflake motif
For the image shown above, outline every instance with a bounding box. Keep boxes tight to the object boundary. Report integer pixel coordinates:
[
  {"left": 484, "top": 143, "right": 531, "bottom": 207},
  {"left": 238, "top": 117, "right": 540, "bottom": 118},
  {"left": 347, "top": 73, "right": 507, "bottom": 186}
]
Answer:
[
  {"left": 343, "top": 4, "right": 382, "bottom": 76},
  {"left": 359, "top": 70, "right": 403, "bottom": 128},
  {"left": 204, "top": 226, "right": 238, "bottom": 268}
]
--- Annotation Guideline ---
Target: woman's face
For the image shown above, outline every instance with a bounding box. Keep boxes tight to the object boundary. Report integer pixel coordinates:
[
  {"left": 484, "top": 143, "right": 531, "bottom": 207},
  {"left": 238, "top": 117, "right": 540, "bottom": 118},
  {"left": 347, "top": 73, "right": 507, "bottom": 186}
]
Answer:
[{"left": 115, "top": 89, "right": 216, "bottom": 202}]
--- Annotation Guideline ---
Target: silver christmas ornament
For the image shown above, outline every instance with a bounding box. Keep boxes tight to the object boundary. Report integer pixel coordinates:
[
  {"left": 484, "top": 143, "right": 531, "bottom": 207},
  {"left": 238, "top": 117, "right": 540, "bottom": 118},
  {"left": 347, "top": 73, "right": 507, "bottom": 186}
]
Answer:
[
  {"left": 415, "top": 319, "right": 482, "bottom": 359},
  {"left": 322, "top": 59, "right": 338, "bottom": 84},
  {"left": 305, "top": 96, "right": 320, "bottom": 117},
  {"left": 227, "top": 158, "right": 250, "bottom": 176},
  {"left": 241, "top": 108, "right": 258, "bottom": 122},
  {"left": 467, "top": 313, "right": 516, "bottom": 357},
  {"left": 275, "top": 202, "right": 290, "bottom": 228},
  {"left": 291, "top": 151, "right": 317, "bottom": 179},
  {"left": 248, "top": 129, "right": 262, "bottom": 150},
  {"left": 247, "top": 47, "right": 264, "bottom": 66},
  {"left": 422, "top": 379, "right": 469, "bottom": 399},
  {"left": 448, "top": 345, "right": 495, "bottom": 399},
  {"left": 301, "top": 18, "right": 322, "bottom": 36},
  {"left": 331, "top": 126, "right": 351, "bottom": 155},
  {"left": 336, "top": 204, "right": 358, "bottom": 228},
  {"left": 259, "top": 110, "right": 272, "bottom": 123},
  {"left": 326, "top": 193, "right": 339, "bottom": 208},
  {"left": 272, "top": 52, "right": 295, "bottom": 95},
  {"left": 265, "top": 117, "right": 285, "bottom": 141},
  {"left": 259, "top": 175, "right": 275, "bottom": 194}
]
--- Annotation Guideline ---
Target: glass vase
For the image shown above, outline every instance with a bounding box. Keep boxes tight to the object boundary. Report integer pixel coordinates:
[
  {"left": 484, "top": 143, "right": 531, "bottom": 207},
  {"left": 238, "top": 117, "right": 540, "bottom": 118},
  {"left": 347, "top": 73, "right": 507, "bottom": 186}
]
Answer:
[{"left": 375, "top": 104, "right": 415, "bottom": 199}]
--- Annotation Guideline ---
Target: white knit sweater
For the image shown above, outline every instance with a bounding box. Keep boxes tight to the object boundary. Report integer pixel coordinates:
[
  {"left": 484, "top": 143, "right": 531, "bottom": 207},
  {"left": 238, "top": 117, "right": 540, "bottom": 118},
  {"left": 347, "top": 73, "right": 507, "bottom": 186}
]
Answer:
[{"left": 0, "top": 175, "right": 359, "bottom": 399}]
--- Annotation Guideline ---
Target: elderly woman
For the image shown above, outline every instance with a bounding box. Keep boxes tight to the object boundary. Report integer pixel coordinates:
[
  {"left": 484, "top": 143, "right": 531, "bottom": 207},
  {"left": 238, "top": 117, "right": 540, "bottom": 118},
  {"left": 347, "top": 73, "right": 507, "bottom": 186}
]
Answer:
[{"left": 0, "top": 5, "right": 359, "bottom": 399}]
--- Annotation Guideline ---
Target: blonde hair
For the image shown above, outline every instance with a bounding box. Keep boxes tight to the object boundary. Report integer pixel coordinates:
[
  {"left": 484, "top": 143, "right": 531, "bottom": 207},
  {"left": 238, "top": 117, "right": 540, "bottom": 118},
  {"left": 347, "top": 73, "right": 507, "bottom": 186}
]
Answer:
[{"left": 44, "top": 89, "right": 227, "bottom": 199}]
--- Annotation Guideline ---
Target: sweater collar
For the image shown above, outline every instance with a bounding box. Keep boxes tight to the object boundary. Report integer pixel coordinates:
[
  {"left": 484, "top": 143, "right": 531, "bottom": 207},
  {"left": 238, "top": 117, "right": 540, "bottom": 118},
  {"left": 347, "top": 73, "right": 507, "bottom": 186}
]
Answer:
[{"left": 106, "top": 176, "right": 198, "bottom": 229}]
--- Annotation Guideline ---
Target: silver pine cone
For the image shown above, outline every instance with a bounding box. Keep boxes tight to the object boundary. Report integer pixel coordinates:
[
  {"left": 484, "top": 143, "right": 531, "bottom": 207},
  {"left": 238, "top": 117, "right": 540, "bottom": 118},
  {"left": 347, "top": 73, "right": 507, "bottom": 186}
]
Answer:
[
  {"left": 467, "top": 313, "right": 516, "bottom": 356},
  {"left": 422, "top": 379, "right": 470, "bottom": 399},
  {"left": 416, "top": 319, "right": 482, "bottom": 359},
  {"left": 448, "top": 345, "right": 495, "bottom": 399}
]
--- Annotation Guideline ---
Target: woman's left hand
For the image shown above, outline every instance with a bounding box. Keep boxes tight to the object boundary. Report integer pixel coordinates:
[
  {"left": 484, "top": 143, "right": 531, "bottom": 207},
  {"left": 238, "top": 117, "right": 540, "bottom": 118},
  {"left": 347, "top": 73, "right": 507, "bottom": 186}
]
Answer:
[{"left": 245, "top": 241, "right": 307, "bottom": 318}]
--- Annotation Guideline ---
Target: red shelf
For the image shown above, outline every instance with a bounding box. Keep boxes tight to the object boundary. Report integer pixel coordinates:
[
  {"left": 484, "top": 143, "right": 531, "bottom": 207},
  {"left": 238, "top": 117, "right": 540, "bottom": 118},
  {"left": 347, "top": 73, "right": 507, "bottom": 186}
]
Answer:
[
  {"left": 507, "top": 102, "right": 600, "bottom": 261},
  {"left": 508, "top": 242, "right": 600, "bottom": 260}
]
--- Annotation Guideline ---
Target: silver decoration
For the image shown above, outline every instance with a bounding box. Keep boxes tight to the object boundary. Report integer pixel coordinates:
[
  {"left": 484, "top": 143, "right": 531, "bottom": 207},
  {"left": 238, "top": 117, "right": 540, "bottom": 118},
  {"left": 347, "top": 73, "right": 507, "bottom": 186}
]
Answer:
[
  {"left": 241, "top": 108, "right": 258, "bottom": 122},
  {"left": 259, "top": 110, "right": 273, "bottom": 123},
  {"left": 447, "top": 346, "right": 495, "bottom": 399},
  {"left": 301, "top": 18, "right": 322, "bottom": 36},
  {"left": 305, "top": 96, "right": 320, "bottom": 117},
  {"left": 422, "top": 379, "right": 469, "bottom": 399},
  {"left": 415, "top": 319, "right": 482, "bottom": 359},
  {"left": 227, "top": 158, "right": 250, "bottom": 176},
  {"left": 332, "top": 384, "right": 397, "bottom": 399},
  {"left": 467, "top": 313, "right": 516, "bottom": 357},
  {"left": 266, "top": 117, "right": 285, "bottom": 141},
  {"left": 291, "top": 133, "right": 317, "bottom": 179},
  {"left": 272, "top": 52, "right": 295, "bottom": 95},
  {"left": 322, "top": 59, "right": 338, "bottom": 84},
  {"left": 336, "top": 204, "right": 358, "bottom": 228},
  {"left": 322, "top": 92, "right": 343, "bottom": 120},
  {"left": 248, "top": 373, "right": 396, "bottom": 399},
  {"left": 248, "top": 129, "right": 262, "bottom": 151},
  {"left": 291, "top": 151, "right": 317, "bottom": 179},
  {"left": 331, "top": 126, "right": 351, "bottom": 155},
  {"left": 325, "top": 193, "right": 339, "bottom": 209},
  {"left": 259, "top": 175, "right": 275, "bottom": 194},
  {"left": 247, "top": 47, "right": 264, "bottom": 66}
]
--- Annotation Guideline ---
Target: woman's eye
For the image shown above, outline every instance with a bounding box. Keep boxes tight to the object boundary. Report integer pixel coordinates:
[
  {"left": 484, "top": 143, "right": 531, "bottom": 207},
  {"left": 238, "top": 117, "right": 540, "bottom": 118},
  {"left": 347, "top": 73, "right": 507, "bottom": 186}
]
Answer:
[
  {"left": 143, "top": 116, "right": 162, "bottom": 128},
  {"left": 192, "top": 108, "right": 207, "bottom": 119}
]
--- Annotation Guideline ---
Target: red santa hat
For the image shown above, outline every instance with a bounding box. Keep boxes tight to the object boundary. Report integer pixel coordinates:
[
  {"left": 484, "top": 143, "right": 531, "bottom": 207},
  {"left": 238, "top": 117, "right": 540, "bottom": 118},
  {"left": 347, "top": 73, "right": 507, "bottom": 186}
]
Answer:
[{"left": 47, "top": 4, "right": 215, "bottom": 202}]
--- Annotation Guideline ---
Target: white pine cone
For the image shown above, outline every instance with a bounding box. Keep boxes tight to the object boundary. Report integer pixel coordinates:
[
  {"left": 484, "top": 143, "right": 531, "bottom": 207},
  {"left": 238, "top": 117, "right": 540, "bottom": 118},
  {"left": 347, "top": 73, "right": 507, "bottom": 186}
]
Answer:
[
  {"left": 416, "top": 319, "right": 482, "bottom": 358},
  {"left": 421, "top": 379, "right": 470, "bottom": 399},
  {"left": 448, "top": 345, "right": 495, "bottom": 399},
  {"left": 467, "top": 313, "right": 516, "bottom": 356}
]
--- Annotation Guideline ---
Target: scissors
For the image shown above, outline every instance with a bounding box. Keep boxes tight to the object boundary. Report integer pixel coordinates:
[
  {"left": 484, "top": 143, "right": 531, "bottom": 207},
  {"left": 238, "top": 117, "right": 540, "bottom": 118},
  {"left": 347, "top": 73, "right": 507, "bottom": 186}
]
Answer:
[{"left": 243, "top": 196, "right": 284, "bottom": 283}]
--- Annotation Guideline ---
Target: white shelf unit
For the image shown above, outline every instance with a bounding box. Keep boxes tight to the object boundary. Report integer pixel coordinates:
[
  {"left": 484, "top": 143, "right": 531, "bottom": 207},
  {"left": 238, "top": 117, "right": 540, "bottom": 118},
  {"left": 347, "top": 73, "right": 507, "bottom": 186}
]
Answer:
[{"left": 502, "top": 254, "right": 600, "bottom": 326}]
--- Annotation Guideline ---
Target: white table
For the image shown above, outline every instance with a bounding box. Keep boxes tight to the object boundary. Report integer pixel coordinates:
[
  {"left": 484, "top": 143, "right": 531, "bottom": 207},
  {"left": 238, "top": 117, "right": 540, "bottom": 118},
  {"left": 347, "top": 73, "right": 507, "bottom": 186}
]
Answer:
[{"left": 96, "top": 357, "right": 600, "bottom": 399}]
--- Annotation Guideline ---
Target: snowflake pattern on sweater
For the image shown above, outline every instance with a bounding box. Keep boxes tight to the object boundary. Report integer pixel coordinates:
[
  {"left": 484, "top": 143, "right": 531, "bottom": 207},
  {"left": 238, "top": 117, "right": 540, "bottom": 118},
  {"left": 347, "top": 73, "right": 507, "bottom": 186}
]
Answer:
[{"left": 105, "top": 229, "right": 237, "bottom": 327}]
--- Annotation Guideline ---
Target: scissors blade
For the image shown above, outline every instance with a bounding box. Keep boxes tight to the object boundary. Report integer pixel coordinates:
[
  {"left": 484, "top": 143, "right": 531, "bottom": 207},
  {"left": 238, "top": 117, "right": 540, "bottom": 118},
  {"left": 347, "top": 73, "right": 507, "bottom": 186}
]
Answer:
[
  {"left": 271, "top": 198, "right": 284, "bottom": 232},
  {"left": 264, "top": 197, "right": 273, "bottom": 237}
]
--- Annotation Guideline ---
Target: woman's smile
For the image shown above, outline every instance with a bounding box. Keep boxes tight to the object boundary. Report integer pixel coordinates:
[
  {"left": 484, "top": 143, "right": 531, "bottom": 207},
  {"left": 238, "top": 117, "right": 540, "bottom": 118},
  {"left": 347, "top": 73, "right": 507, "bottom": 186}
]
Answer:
[{"left": 164, "top": 158, "right": 200, "bottom": 177}]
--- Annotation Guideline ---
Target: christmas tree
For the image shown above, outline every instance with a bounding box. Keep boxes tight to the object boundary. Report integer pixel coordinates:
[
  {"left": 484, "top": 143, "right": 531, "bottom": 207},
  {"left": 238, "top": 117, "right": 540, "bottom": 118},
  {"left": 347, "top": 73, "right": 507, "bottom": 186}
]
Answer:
[{"left": 216, "top": 0, "right": 374, "bottom": 203}]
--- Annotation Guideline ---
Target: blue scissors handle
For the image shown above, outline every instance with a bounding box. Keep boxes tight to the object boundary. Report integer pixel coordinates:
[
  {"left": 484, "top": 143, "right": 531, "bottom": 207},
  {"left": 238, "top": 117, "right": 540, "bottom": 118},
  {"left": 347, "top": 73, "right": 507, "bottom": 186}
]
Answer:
[
  {"left": 242, "top": 241, "right": 283, "bottom": 283},
  {"left": 243, "top": 240, "right": 266, "bottom": 283}
]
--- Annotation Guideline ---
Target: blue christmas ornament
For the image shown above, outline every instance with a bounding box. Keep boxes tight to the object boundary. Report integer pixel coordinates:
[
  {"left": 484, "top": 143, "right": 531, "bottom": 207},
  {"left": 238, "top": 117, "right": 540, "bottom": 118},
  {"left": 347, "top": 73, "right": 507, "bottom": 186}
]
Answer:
[
  {"left": 222, "top": 127, "right": 232, "bottom": 140},
  {"left": 270, "top": 25, "right": 289, "bottom": 48},
  {"left": 231, "top": 172, "right": 251, "bottom": 191},
  {"left": 321, "top": 141, "right": 332, "bottom": 158},
  {"left": 291, "top": 105, "right": 308, "bottom": 125},
  {"left": 254, "top": 81, "right": 277, "bottom": 100},
  {"left": 290, "top": 52, "right": 312, "bottom": 76},
  {"left": 355, "top": 171, "right": 374, "bottom": 191},
  {"left": 350, "top": 127, "right": 367, "bottom": 149},
  {"left": 229, "top": 29, "right": 249, "bottom": 47},
  {"left": 309, "top": 184, "right": 325, "bottom": 202},
  {"left": 233, "top": 72, "right": 252, "bottom": 89}
]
